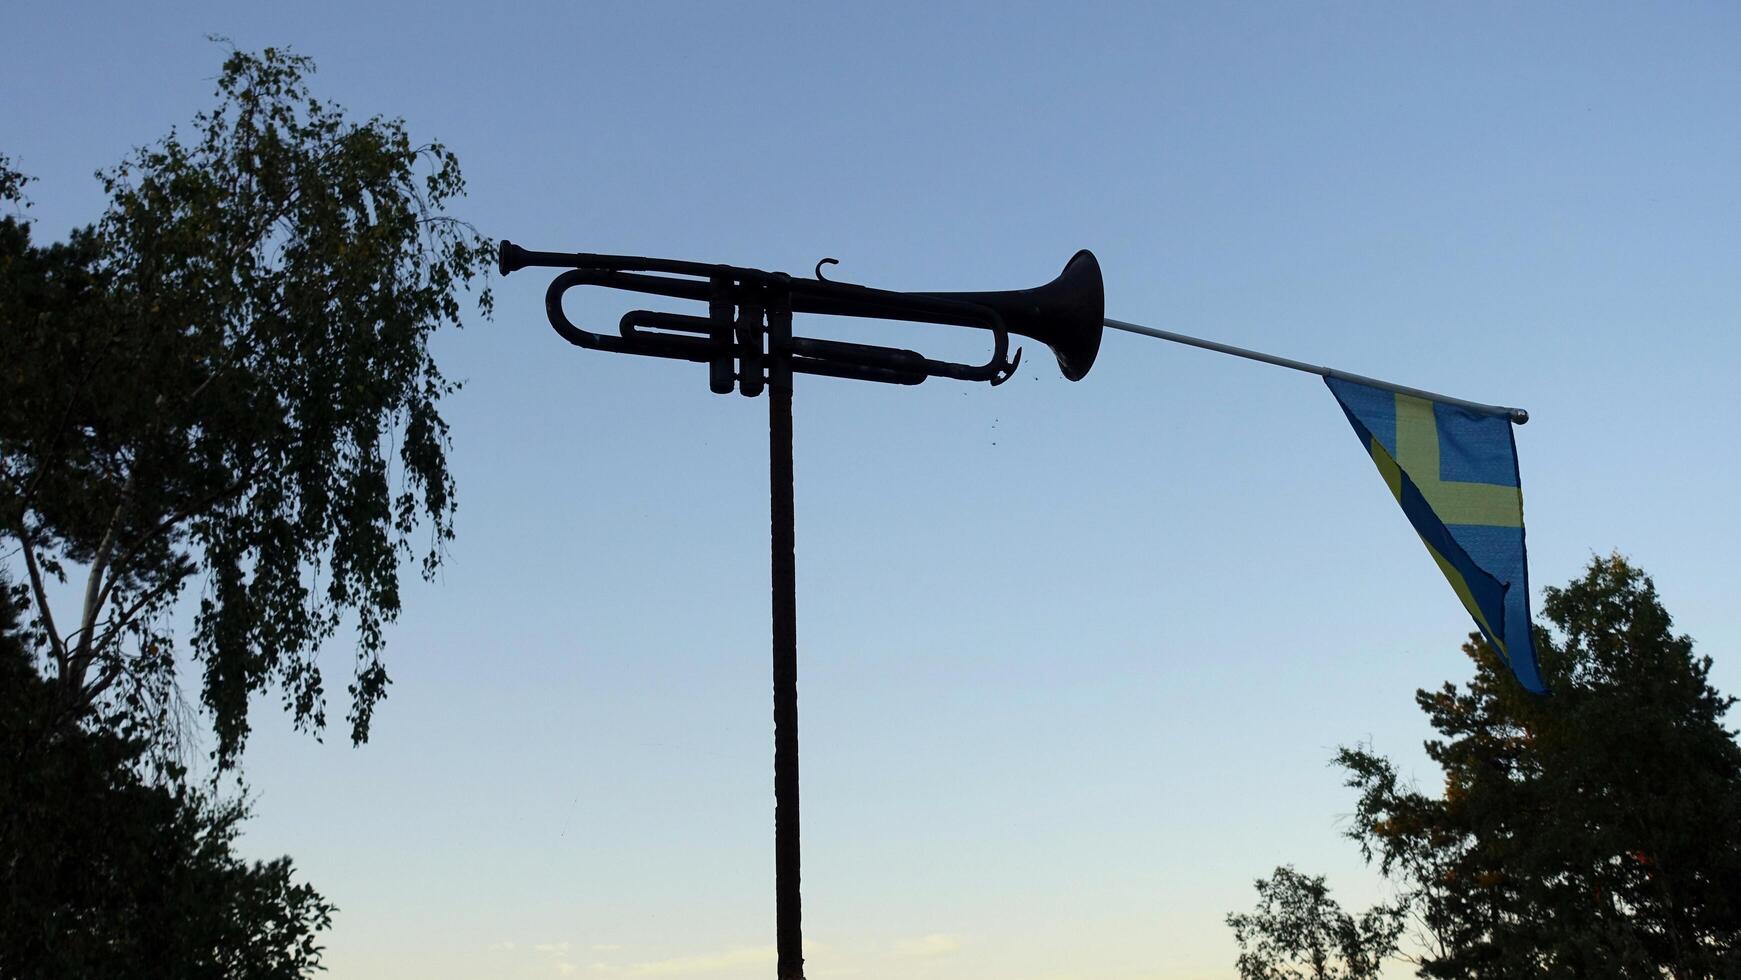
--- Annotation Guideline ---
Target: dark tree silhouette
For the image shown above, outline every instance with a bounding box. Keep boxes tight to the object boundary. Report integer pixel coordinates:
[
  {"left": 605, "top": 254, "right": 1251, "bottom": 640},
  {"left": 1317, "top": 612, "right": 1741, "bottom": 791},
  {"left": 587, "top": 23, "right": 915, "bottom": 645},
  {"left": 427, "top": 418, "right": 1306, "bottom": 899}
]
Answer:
[
  {"left": 2, "top": 44, "right": 491, "bottom": 977},
  {"left": 1227, "top": 865, "right": 1403, "bottom": 980},
  {"left": 1, "top": 584, "right": 334, "bottom": 978},
  {"left": 1334, "top": 555, "right": 1741, "bottom": 977},
  {"left": 0, "top": 45, "right": 493, "bottom": 767}
]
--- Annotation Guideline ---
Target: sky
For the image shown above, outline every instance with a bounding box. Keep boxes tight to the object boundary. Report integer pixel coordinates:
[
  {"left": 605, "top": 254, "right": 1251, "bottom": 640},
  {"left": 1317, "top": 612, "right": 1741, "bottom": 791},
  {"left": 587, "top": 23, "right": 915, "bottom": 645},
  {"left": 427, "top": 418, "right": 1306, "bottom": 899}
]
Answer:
[{"left": 5, "top": 3, "right": 1740, "bottom": 978}]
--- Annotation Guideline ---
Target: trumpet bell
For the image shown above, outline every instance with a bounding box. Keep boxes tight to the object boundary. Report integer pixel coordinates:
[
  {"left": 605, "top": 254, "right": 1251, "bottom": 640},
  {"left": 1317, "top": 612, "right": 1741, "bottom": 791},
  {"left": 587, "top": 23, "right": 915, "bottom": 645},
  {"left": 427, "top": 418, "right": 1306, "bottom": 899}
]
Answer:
[{"left": 928, "top": 250, "right": 1104, "bottom": 381}]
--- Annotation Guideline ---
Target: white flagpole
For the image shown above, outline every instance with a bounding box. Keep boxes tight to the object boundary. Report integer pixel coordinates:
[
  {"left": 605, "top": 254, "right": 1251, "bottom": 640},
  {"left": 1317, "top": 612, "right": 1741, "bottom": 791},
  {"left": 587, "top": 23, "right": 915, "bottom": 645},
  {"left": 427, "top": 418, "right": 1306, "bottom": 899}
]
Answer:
[{"left": 1103, "top": 318, "right": 1530, "bottom": 424}]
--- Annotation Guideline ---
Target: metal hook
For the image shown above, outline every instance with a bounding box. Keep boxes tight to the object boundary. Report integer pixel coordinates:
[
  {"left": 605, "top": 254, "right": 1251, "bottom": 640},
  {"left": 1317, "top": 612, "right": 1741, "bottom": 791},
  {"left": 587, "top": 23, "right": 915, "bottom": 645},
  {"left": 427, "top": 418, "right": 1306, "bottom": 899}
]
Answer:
[{"left": 814, "top": 257, "right": 839, "bottom": 282}]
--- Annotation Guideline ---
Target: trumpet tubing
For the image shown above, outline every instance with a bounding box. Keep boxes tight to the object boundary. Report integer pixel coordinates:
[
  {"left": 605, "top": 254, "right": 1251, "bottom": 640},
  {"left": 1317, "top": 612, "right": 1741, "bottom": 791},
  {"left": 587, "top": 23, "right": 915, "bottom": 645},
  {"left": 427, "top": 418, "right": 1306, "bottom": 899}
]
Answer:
[{"left": 497, "top": 241, "right": 1104, "bottom": 393}]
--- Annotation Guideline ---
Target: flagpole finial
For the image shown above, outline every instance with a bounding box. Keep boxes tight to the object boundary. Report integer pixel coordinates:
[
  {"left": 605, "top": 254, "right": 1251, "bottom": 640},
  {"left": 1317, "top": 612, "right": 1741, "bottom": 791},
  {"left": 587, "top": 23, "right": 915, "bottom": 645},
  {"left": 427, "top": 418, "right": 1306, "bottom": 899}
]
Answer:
[{"left": 1510, "top": 409, "right": 1530, "bottom": 425}]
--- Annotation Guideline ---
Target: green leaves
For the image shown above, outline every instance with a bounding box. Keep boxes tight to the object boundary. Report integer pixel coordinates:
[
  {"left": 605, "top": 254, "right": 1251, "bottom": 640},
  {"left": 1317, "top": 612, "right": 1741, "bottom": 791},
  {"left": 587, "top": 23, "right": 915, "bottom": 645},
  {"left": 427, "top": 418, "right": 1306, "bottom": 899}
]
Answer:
[{"left": 1, "top": 44, "right": 492, "bottom": 766}]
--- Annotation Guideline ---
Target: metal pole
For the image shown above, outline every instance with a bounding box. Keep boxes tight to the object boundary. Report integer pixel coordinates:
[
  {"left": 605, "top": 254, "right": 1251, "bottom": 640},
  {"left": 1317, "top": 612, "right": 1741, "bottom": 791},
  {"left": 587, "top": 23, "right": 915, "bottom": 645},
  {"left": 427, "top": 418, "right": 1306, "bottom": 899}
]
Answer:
[
  {"left": 1103, "top": 317, "right": 1530, "bottom": 424},
  {"left": 768, "top": 305, "right": 805, "bottom": 980}
]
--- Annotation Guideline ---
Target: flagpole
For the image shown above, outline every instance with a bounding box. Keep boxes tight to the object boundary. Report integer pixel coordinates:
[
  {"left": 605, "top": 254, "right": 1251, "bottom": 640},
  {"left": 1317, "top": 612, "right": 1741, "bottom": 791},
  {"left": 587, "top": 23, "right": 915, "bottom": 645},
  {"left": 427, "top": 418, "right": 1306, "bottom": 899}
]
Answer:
[{"left": 1103, "top": 317, "right": 1530, "bottom": 425}]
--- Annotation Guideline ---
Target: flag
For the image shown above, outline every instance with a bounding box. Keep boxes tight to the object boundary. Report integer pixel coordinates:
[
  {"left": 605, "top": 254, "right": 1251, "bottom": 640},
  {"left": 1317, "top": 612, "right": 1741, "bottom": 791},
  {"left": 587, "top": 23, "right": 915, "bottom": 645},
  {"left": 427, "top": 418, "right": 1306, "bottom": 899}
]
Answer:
[{"left": 1325, "top": 377, "right": 1545, "bottom": 693}]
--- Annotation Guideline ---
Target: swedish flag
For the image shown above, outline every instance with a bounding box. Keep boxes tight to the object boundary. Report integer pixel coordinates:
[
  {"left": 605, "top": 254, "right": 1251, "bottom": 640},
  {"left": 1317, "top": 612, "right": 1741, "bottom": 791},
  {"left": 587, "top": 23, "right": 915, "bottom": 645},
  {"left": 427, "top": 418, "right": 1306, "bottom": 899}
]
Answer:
[{"left": 1325, "top": 377, "right": 1545, "bottom": 693}]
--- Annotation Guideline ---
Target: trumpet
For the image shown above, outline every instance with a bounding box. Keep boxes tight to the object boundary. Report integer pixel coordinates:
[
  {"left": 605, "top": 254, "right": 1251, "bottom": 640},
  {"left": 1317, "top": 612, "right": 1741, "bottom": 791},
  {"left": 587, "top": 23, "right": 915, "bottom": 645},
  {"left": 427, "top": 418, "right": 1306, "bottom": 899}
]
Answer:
[{"left": 498, "top": 242, "right": 1105, "bottom": 395}]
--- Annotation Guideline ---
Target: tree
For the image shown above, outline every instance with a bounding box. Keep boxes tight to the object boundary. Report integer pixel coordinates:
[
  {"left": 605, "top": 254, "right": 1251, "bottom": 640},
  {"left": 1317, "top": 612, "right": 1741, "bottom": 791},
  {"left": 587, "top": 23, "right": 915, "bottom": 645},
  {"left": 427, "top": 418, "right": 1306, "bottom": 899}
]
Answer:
[
  {"left": 1336, "top": 555, "right": 1741, "bottom": 977},
  {"left": 1227, "top": 865, "right": 1404, "bottom": 980},
  {"left": 1, "top": 44, "right": 493, "bottom": 766},
  {"left": 1, "top": 582, "right": 335, "bottom": 978}
]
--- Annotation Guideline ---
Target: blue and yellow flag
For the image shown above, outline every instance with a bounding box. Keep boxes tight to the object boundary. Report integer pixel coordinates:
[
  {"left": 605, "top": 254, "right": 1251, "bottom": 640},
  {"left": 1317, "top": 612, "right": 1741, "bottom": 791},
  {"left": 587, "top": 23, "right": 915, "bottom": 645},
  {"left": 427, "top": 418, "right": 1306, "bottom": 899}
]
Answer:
[{"left": 1325, "top": 377, "right": 1545, "bottom": 693}]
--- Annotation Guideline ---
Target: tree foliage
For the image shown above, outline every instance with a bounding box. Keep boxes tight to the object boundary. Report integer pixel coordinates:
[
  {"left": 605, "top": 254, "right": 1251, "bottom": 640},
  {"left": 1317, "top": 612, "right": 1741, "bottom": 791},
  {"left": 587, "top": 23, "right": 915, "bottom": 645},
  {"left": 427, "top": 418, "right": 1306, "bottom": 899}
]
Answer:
[
  {"left": 1336, "top": 555, "right": 1741, "bottom": 977},
  {"left": 0, "top": 45, "right": 493, "bottom": 766},
  {"left": 0, "top": 584, "right": 335, "bottom": 978},
  {"left": 1227, "top": 865, "right": 1404, "bottom": 980}
]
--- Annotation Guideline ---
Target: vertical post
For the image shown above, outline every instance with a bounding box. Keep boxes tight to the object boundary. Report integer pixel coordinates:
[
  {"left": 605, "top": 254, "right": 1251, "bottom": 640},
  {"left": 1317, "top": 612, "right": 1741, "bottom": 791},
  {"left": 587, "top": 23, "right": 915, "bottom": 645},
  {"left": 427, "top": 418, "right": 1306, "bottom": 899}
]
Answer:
[{"left": 767, "top": 302, "right": 804, "bottom": 980}]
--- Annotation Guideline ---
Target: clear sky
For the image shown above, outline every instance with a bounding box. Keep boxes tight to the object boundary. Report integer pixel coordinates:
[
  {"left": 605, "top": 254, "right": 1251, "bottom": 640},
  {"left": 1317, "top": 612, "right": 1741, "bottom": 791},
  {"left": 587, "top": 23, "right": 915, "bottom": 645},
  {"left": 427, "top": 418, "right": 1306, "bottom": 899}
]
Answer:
[{"left": 5, "top": 3, "right": 1740, "bottom": 978}]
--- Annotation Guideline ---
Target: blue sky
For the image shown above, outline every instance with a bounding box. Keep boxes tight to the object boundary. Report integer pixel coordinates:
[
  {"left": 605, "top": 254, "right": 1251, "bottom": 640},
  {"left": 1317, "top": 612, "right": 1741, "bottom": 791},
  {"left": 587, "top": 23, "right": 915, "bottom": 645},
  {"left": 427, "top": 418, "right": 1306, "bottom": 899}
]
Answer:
[{"left": 5, "top": 3, "right": 1739, "bottom": 978}]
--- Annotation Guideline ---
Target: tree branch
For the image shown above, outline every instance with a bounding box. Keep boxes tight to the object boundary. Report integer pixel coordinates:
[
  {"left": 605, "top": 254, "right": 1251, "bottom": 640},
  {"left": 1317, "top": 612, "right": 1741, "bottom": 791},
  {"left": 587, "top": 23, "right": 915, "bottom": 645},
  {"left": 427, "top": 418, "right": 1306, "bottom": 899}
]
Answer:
[
  {"left": 73, "top": 470, "right": 135, "bottom": 666},
  {"left": 84, "top": 461, "right": 261, "bottom": 630},
  {"left": 85, "top": 568, "right": 190, "bottom": 664},
  {"left": 11, "top": 517, "right": 68, "bottom": 673},
  {"left": 82, "top": 657, "right": 128, "bottom": 708}
]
